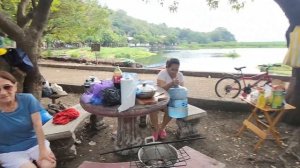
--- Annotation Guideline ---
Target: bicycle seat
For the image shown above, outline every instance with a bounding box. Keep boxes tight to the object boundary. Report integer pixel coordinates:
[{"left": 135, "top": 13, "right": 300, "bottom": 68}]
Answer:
[{"left": 234, "top": 66, "right": 246, "bottom": 71}]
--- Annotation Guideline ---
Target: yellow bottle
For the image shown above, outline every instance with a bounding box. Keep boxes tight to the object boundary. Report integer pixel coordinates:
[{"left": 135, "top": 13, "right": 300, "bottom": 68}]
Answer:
[{"left": 257, "top": 90, "right": 266, "bottom": 109}]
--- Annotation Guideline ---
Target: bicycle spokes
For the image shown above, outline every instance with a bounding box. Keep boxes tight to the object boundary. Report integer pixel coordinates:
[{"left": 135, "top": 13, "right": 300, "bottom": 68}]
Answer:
[{"left": 215, "top": 77, "right": 242, "bottom": 98}]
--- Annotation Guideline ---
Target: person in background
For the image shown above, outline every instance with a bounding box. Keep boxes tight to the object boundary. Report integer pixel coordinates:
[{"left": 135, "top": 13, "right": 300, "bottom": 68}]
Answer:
[
  {"left": 0, "top": 71, "right": 56, "bottom": 168},
  {"left": 150, "top": 58, "right": 184, "bottom": 140}
]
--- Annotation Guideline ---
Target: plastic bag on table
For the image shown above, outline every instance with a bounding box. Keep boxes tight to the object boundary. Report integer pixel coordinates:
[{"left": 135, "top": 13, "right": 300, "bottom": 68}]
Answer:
[{"left": 102, "top": 87, "right": 121, "bottom": 106}]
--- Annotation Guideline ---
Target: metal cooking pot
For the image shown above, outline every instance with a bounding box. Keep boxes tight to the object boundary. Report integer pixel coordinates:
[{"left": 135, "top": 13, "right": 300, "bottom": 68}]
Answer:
[
  {"left": 138, "top": 136, "right": 178, "bottom": 167},
  {"left": 136, "top": 83, "right": 156, "bottom": 99}
]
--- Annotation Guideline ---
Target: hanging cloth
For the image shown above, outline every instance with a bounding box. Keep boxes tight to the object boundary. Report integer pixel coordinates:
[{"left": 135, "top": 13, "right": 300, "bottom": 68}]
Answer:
[
  {"left": 1, "top": 48, "right": 34, "bottom": 72},
  {"left": 283, "top": 26, "right": 300, "bottom": 68}
]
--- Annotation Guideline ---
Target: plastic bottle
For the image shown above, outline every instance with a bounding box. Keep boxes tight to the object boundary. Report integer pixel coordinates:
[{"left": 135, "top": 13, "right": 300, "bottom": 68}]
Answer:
[
  {"left": 113, "top": 66, "right": 122, "bottom": 89},
  {"left": 256, "top": 89, "right": 266, "bottom": 109},
  {"left": 271, "top": 90, "right": 284, "bottom": 109}
]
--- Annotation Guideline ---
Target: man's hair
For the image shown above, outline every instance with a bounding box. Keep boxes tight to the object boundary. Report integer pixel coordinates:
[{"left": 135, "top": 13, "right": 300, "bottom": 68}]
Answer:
[
  {"left": 0, "top": 71, "right": 17, "bottom": 84},
  {"left": 166, "top": 58, "right": 180, "bottom": 68}
]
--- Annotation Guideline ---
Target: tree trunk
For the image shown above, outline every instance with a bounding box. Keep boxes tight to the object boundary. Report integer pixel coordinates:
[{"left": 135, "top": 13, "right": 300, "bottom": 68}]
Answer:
[
  {"left": 274, "top": 0, "right": 300, "bottom": 125},
  {"left": 17, "top": 39, "right": 42, "bottom": 99},
  {"left": 283, "top": 68, "right": 300, "bottom": 125}
]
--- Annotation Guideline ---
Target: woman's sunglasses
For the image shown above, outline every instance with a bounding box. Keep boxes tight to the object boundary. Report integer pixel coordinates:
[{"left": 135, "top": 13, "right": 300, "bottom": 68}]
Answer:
[{"left": 0, "top": 84, "right": 14, "bottom": 92}]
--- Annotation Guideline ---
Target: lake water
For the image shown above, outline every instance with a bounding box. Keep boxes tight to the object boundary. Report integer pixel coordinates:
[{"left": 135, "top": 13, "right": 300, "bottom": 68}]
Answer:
[{"left": 137, "top": 48, "right": 288, "bottom": 74}]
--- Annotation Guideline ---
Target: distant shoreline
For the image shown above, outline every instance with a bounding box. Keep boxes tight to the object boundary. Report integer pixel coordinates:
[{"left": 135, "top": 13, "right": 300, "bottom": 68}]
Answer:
[{"left": 178, "top": 41, "right": 287, "bottom": 50}]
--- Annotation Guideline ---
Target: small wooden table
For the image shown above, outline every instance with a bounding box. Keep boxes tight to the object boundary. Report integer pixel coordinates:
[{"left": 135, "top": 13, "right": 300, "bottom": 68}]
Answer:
[
  {"left": 237, "top": 97, "right": 295, "bottom": 151},
  {"left": 80, "top": 87, "right": 169, "bottom": 155}
]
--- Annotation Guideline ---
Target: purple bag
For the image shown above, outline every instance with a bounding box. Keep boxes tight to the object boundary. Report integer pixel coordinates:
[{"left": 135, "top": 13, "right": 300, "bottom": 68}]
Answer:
[
  {"left": 90, "top": 80, "right": 114, "bottom": 99},
  {"left": 80, "top": 93, "right": 93, "bottom": 104}
]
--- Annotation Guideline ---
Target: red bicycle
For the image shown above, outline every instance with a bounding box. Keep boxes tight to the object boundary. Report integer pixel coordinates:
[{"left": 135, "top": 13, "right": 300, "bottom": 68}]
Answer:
[{"left": 215, "top": 64, "right": 280, "bottom": 98}]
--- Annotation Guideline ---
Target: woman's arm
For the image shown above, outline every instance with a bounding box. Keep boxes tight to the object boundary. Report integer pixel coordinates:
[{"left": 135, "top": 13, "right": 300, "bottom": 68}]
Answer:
[
  {"left": 157, "top": 79, "right": 179, "bottom": 91},
  {"left": 31, "top": 112, "right": 56, "bottom": 162}
]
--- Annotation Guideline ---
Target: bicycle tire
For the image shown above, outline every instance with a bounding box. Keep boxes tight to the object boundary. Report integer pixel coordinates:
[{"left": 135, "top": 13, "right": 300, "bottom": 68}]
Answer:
[{"left": 215, "top": 77, "right": 242, "bottom": 98}]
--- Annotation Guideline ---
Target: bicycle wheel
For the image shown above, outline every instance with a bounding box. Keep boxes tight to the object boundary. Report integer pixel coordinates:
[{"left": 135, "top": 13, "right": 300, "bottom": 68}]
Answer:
[{"left": 215, "top": 77, "right": 242, "bottom": 98}]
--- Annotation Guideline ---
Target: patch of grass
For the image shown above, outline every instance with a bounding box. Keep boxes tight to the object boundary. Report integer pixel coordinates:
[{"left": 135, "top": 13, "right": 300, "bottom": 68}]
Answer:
[
  {"left": 258, "top": 64, "right": 292, "bottom": 76},
  {"left": 223, "top": 51, "right": 240, "bottom": 58},
  {"left": 179, "top": 41, "right": 286, "bottom": 49},
  {"left": 41, "top": 47, "right": 155, "bottom": 60},
  {"left": 70, "top": 52, "right": 80, "bottom": 58}
]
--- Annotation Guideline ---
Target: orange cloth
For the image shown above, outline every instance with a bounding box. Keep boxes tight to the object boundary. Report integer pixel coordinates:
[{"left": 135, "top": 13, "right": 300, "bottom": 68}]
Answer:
[{"left": 52, "top": 108, "right": 80, "bottom": 125}]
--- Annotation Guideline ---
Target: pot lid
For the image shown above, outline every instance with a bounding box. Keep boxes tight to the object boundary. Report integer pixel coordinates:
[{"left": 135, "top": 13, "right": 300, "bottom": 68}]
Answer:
[{"left": 137, "top": 83, "right": 155, "bottom": 92}]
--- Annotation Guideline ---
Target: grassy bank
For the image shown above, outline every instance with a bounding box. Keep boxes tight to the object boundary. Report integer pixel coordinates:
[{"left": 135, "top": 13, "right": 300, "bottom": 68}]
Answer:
[
  {"left": 179, "top": 41, "right": 286, "bottom": 49},
  {"left": 42, "top": 47, "right": 156, "bottom": 60},
  {"left": 263, "top": 64, "right": 292, "bottom": 76}
]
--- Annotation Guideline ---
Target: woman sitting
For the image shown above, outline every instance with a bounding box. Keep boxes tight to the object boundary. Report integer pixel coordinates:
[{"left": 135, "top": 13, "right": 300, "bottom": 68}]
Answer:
[
  {"left": 0, "top": 71, "right": 56, "bottom": 168},
  {"left": 150, "top": 58, "right": 184, "bottom": 140}
]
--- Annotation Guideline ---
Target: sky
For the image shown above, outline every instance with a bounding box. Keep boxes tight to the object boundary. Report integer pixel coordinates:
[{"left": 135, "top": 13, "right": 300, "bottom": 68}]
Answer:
[{"left": 100, "top": 0, "right": 289, "bottom": 42}]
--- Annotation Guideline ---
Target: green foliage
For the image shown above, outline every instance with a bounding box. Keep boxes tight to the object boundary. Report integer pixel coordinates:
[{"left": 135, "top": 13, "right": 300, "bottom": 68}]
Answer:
[
  {"left": 223, "top": 50, "right": 240, "bottom": 58},
  {"left": 46, "top": 49, "right": 53, "bottom": 57},
  {"left": 70, "top": 52, "right": 80, "bottom": 58},
  {"left": 115, "top": 53, "right": 131, "bottom": 59},
  {"left": 0, "top": 0, "right": 18, "bottom": 19},
  {"left": 45, "top": 0, "right": 109, "bottom": 42},
  {"left": 258, "top": 64, "right": 292, "bottom": 76},
  {"left": 0, "top": 37, "right": 13, "bottom": 47},
  {"left": 110, "top": 10, "right": 236, "bottom": 46},
  {"left": 41, "top": 47, "right": 155, "bottom": 59}
]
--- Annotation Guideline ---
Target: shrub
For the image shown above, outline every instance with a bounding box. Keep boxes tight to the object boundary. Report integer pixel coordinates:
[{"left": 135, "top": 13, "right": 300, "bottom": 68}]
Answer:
[{"left": 70, "top": 52, "right": 80, "bottom": 58}]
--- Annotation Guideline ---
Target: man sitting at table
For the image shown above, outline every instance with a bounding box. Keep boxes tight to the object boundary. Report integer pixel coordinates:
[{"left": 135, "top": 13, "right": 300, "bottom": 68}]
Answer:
[{"left": 150, "top": 58, "right": 184, "bottom": 140}]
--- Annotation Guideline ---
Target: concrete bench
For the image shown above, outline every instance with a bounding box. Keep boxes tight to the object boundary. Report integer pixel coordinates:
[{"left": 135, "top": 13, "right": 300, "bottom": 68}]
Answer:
[
  {"left": 176, "top": 104, "right": 207, "bottom": 139},
  {"left": 78, "top": 146, "right": 225, "bottom": 168},
  {"left": 43, "top": 104, "right": 91, "bottom": 160}
]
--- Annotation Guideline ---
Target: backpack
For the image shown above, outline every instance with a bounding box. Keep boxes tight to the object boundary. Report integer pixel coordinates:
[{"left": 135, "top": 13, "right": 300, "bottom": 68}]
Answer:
[{"left": 2, "top": 48, "right": 34, "bottom": 72}]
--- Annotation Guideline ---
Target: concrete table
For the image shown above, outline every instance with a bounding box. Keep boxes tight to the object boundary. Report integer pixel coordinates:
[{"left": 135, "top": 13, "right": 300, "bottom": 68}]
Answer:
[{"left": 80, "top": 87, "right": 169, "bottom": 155}]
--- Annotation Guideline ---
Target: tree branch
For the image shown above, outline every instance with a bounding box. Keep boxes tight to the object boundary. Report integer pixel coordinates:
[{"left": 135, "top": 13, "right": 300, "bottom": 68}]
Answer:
[
  {"left": 43, "top": 25, "right": 57, "bottom": 36},
  {"left": 17, "top": 0, "right": 32, "bottom": 28},
  {"left": 29, "top": 0, "right": 53, "bottom": 40},
  {"left": 32, "top": 0, "right": 37, "bottom": 8},
  {"left": 0, "top": 12, "right": 24, "bottom": 41}
]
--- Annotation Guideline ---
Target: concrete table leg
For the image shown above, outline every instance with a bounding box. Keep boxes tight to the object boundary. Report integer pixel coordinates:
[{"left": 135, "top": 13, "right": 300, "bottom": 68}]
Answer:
[{"left": 115, "top": 117, "right": 143, "bottom": 155}]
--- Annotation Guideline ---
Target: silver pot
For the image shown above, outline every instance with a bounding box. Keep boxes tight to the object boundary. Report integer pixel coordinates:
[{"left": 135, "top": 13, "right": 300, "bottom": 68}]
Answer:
[
  {"left": 138, "top": 137, "right": 178, "bottom": 167},
  {"left": 136, "top": 83, "right": 156, "bottom": 99}
]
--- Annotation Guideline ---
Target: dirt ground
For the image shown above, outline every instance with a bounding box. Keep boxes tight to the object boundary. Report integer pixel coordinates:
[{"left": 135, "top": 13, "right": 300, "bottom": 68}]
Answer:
[{"left": 41, "top": 94, "right": 299, "bottom": 168}]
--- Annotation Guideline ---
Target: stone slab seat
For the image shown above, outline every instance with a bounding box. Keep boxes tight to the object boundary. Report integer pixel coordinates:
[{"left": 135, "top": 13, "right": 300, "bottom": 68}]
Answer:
[
  {"left": 78, "top": 146, "right": 225, "bottom": 168},
  {"left": 42, "top": 104, "right": 91, "bottom": 160},
  {"left": 43, "top": 104, "right": 90, "bottom": 141},
  {"left": 185, "top": 104, "right": 207, "bottom": 121},
  {"left": 176, "top": 104, "right": 207, "bottom": 139}
]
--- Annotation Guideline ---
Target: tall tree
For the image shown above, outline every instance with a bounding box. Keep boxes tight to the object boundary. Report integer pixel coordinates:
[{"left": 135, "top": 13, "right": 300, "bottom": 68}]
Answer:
[{"left": 0, "top": 0, "right": 53, "bottom": 97}]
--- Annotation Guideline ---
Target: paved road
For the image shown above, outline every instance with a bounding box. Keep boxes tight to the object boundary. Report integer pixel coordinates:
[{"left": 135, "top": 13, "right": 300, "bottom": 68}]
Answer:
[{"left": 39, "top": 61, "right": 244, "bottom": 104}]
